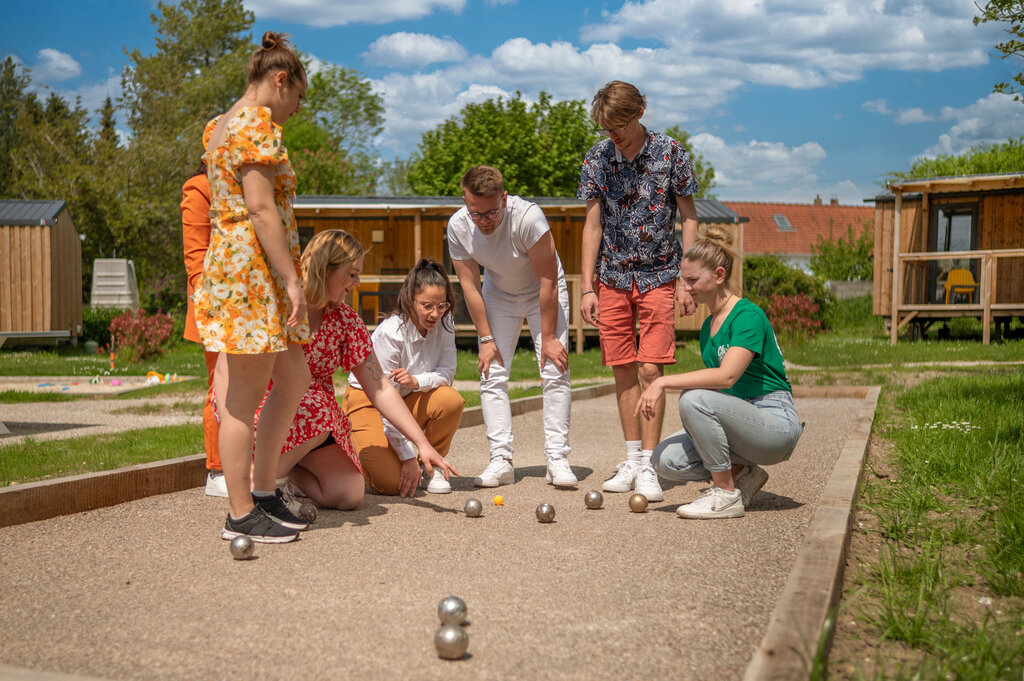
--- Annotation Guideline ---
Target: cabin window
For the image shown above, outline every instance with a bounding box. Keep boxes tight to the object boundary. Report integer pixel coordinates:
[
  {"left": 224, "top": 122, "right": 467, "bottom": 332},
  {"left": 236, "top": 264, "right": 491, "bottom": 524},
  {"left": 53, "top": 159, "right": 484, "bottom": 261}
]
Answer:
[
  {"left": 928, "top": 203, "right": 978, "bottom": 304},
  {"left": 773, "top": 214, "right": 794, "bottom": 230}
]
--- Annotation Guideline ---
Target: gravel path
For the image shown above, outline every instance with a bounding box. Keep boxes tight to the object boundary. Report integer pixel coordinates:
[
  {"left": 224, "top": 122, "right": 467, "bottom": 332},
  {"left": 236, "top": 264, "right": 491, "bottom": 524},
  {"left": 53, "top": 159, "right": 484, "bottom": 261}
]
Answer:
[{"left": 0, "top": 391, "right": 862, "bottom": 681}]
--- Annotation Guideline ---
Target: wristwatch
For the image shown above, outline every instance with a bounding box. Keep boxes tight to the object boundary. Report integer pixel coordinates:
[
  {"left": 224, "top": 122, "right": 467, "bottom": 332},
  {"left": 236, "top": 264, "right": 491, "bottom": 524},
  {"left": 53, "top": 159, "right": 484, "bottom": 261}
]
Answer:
[{"left": 479, "top": 335, "right": 495, "bottom": 344}]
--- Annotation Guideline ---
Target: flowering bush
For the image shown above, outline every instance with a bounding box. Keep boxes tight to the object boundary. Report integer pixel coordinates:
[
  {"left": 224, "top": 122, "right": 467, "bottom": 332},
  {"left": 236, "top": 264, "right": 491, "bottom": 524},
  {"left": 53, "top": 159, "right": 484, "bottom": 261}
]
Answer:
[
  {"left": 766, "top": 293, "right": 823, "bottom": 345},
  {"left": 109, "top": 309, "right": 175, "bottom": 362}
]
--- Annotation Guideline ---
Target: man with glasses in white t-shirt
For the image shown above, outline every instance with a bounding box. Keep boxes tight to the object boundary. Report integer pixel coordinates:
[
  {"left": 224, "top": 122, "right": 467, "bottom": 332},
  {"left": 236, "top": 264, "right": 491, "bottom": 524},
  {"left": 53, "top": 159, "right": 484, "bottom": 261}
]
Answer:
[{"left": 447, "top": 165, "right": 576, "bottom": 489}]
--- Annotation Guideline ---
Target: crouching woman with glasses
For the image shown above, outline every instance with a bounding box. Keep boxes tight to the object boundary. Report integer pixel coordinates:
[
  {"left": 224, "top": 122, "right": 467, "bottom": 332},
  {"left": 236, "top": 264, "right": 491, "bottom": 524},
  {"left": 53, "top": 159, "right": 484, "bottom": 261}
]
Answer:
[{"left": 343, "top": 259, "right": 466, "bottom": 497}]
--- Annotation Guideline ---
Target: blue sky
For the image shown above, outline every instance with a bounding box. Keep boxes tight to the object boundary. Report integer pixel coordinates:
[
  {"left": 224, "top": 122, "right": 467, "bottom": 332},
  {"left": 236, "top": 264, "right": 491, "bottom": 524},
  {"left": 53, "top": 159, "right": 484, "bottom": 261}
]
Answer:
[{"left": 4, "top": 0, "right": 1023, "bottom": 203}]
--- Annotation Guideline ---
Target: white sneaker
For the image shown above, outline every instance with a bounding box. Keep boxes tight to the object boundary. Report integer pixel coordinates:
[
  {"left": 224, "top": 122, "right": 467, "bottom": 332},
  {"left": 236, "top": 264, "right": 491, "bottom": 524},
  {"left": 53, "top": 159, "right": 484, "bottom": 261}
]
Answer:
[
  {"left": 676, "top": 486, "right": 744, "bottom": 519},
  {"left": 734, "top": 465, "right": 769, "bottom": 507},
  {"left": 545, "top": 456, "right": 578, "bottom": 488},
  {"left": 602, "top": 460, "right": 640, "bottom": 493},
  {"left": 634, "top": 464, "right": 664, "bottom": 502},
  {"left": 425, "top": 468, "right": 452, "bottom": 494},
  {"left": 205, "top": 470, "right": 228, "bottom": 498},
  {"left": 473, "top": 458, "right": 514, "bottom": 487}
]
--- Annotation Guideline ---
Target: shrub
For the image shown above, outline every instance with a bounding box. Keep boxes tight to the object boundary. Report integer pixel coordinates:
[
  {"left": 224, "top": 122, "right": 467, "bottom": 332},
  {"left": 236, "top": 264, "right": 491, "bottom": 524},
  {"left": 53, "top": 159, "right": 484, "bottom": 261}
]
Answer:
[
  {"left": 809, "top": 218, "right": 874, "bottom": 281},
  {"left": 82, "top": 306, "right": 129, "bottom": 347},
  {"left": 766, "top": 293, "right": 823, "bottom": 344},
  {"left": 743, "top": 255, "right": 830, "bottom": 317},
  {"left": 109, "top": 309, "right": 175, "bottom": 362}
]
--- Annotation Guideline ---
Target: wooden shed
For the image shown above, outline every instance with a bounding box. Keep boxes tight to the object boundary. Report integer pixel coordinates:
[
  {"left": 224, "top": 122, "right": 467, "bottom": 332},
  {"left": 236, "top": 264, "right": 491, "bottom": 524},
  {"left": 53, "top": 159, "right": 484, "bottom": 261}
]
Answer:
[
  {"left": 0, "top": 200, "right": 83, "bottom": 347},
  {"left": 294, "top": 196, "right": 746, "bottom": 352},
  {"left": 872, "top": 173, "right": 1024, "bottom": 344}
]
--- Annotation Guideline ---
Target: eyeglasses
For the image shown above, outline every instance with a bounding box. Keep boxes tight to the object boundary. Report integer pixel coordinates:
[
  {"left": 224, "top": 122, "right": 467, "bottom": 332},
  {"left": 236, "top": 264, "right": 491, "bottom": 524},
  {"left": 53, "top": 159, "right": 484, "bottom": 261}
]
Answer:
[
  {"left": 416, "top": 300, "right": 450, "bottom": 314},
  {"left": 468, "top": 208, "right": 501, "bottom": 221},
  {"left": 597, "top": 118, "right": 634, "bottom": 136}
]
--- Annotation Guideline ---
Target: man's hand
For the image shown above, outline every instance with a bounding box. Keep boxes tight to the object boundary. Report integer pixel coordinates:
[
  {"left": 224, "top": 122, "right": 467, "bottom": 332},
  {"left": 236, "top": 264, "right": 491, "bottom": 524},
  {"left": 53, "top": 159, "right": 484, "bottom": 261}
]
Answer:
[
  {"left": 541, "top": 336, "right": 569, "bottom": 373},
  {"left": 397, "top": 458, "right": 422, "bottom": 497},
  {"left": 419, "top": 446, "right": 459, "bottom": 481},
  {"left": 478, "top": 342, "right": 504, "bottom": 380},
  {"left": 582, "top": 294, "right": 600, "bottom": 326},
  {"left": 676, "top": 286, "right": 696, "bottom": 317},
  {"left": 388, "top": 368, "right": 419, "bottom": 391}
]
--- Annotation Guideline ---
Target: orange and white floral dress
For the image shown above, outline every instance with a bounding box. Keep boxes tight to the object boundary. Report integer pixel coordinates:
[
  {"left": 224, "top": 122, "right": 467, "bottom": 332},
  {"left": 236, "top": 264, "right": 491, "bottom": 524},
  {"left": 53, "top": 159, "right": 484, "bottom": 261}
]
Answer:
[{"left": 193, "top": 105, "right": 310, "bottom": 354}]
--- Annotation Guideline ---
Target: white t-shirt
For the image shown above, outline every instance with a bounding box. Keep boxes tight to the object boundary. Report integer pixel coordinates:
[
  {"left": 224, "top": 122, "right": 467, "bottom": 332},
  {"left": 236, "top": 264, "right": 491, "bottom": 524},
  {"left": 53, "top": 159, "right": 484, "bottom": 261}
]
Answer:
[
  {"left": 447, "top": 195, "right": 565, "bottom": 298},
  {"left": 347, "top": 314, "right": 457, "bottom": 460}
]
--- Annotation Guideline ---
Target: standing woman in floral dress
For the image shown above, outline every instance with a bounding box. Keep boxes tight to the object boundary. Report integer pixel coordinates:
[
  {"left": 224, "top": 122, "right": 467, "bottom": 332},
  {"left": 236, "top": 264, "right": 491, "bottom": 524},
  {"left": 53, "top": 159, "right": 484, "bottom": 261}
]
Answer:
[{"left": 193, "top": 31, "right": 312, "bottom": 543}]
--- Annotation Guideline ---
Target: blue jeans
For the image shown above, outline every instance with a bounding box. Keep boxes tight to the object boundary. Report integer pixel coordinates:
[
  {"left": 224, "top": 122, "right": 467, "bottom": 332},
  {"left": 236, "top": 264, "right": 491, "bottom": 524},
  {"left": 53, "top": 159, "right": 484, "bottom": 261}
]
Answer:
[{"left": 652, "top": 389, "right": 802, "bottom": 481}]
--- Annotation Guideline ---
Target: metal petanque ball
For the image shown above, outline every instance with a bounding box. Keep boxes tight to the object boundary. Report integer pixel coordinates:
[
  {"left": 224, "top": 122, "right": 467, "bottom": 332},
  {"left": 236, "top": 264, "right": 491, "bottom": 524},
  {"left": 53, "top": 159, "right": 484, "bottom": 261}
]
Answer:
[
  {"left": 229, "top": 535, "right": 254, "bottom": 560},
  {"left": 464, "top": 498, "right": 483, "bottom": 518},
  {"left": 584, "top": 490, "right": 604, "bottom": 509},
  {"left": 434, "top": 623, "right": 469, "bottom": 660},
  {"left": 628, "top": 493, "right": 649, "bottom": 513},
  {"left": 437, "top": 596, "right": 468, "bottom": 625},
  {"left": 536, "top": 502, "right": 556, "bottom": 523},
  {"left": 298, "top": 503, "right": 318, "bottom": 524}
]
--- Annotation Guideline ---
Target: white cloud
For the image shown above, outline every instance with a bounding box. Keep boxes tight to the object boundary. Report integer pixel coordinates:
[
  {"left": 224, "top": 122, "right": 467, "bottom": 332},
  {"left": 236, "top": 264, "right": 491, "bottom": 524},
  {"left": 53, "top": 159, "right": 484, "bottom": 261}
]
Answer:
[
  {"left": 862, "top": 99, "right": 891, "bottom": 115},
  {"left": 245, "top": 0, "right": 465, "bottom": 26},
  {"left": 924, "top": 93, "right": 1024, "bottom": 157},
  {"left": 33, "top": 48, "right": 81, "bottom": 82},
  {"left": 364, "top": 32, "right": 467, "bottom": 68},
  {"left": 486, "top": 0, "right": 516, "bottom": 4},
  {"left": 894, "top": 108, "right": 934, "bottom": 124}
]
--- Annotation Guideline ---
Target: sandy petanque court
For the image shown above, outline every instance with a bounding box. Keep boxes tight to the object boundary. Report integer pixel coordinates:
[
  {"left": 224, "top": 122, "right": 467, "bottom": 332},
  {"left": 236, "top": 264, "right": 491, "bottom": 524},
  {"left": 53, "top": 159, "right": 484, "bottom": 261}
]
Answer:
[{"left": 0, "top": 387, "right": 876, "bottom": 681}]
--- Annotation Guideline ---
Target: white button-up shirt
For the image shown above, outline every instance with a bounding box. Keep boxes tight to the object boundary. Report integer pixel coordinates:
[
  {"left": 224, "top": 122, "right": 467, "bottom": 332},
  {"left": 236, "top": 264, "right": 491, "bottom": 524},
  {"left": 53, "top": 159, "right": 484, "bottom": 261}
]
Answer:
[{"left": 348, "top": 314, "right": 457, "bottom": 460}]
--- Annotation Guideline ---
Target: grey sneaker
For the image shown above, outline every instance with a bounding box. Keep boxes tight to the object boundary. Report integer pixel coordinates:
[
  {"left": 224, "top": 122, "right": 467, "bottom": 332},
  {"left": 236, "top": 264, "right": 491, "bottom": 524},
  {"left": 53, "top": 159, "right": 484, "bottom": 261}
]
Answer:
[
  {"left": 205, "top": 470, "right": 228, "bottom": 498},
  {"left": 253, "top": 491, "right": 309, "bottom": 530},
  {"left": 602, "top": 460, "right": 640, "bottom": 493},
  {"left": 634, "top": 464, "right": 664, "bottom": 502},
  {"left": 278, "top": 480, "right": 306, "bottom": 516},
  {"left": 676, "top": 486, "right": 744, "bottom": 519},
  {"left": 545, "top": 456, "right": 578, "bottom": 488},
  {"left": 221, "top": 506, "right": 299, "bottom": 543},
  {"left": 735, "top": 465, "right": 769, "bottom": 506},
  {"left": 473, "top": 457, "right": 514, "bottom": 487}
]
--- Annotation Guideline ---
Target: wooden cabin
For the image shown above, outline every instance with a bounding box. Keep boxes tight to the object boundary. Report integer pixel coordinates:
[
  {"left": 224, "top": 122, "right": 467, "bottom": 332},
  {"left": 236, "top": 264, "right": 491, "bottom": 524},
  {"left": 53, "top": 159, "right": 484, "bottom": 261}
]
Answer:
[
  {"left": 872, "top": 173, "right": 1024, "bottom": 344},
  {"left": 0, "top": 200, "right": 83, "bottom": 347},
  {"left": 294, "top": 196, "right": 746, "bottom": 352}
]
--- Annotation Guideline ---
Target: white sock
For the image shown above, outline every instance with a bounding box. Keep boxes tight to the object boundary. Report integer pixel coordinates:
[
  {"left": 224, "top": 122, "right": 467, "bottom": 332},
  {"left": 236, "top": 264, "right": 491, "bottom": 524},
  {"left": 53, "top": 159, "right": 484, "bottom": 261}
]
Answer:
[
  {"left": 625, "top": 441, "right": 642, "bottom": 462},
  {"left": 252, "top": 489, "right": 274, "bottom": 499},
  {"left": 640, "top": 449, "right": 653, "bottom": 466}
]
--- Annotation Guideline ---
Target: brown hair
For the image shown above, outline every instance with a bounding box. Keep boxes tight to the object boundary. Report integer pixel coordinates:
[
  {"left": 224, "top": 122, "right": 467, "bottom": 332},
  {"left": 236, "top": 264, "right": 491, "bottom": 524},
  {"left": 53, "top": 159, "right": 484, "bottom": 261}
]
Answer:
[
  {"left": 247, "top": 31, "right": 306, "bottom": 88},
  {"left": 393, "top": 258, "right": 457, "bottom": 333},
  {"left": 591, "top": 80, "right": 646, "bottom": 129},
  {"left": 460, "top": 165, "right": 504, "bottom": 196},
  {"left": 684, "top": 224, "right": 741, "bottom": 294},
  {"left": 301, "top": 229, "right": 365, "bottom": 308}
]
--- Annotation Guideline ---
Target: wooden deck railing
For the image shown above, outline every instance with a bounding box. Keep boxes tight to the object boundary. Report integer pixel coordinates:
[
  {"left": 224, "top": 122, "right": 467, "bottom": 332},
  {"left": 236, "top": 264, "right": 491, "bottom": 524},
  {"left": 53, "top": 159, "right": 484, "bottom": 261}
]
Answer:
[
  {"left": 348, "top": 274, "right": 591, "bottom": 353},
  {"left": 891, "top": 248, "right": 1024, "bottom": 345}
]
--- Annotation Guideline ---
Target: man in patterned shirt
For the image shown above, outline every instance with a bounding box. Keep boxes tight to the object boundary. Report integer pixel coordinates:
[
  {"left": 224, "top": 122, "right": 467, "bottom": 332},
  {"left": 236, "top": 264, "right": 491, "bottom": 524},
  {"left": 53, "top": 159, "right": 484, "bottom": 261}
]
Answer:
[{"left": 577, "top": 80, "right": 699, "bottom": 503}]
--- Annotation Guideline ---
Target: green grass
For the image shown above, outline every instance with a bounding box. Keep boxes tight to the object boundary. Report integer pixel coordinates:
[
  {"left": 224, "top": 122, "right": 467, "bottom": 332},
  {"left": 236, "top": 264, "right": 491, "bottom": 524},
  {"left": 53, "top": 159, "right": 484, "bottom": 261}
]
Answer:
[
  {"left": 835, "top": 371, "right": 1024, "bottom": 680},
  {"left": 0, "top": 390, "right": 79, "bottom": 403},
  {"left": 0, "top": 343, "right": 207, "bottom": 377},
  {"left": 0, "top": 424, "right": 203, "bottom": 486}
]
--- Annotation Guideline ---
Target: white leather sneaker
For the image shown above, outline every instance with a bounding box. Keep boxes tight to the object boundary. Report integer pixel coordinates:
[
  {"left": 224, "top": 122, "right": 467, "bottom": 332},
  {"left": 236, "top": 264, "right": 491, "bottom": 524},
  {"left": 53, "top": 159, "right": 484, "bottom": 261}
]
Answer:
[
  {"left": 734, "top": 464, "right": 769, "bottom": 507},
  {"left": 545, "top": 456, "right": 578, "bottom": 488},
  {"left": 634, "top": 464, "right": 664, "bottom": 502},
  {"left": 473, "top": 457, "right": 514, "bottom": 487},
  {"left": 426, "top": 468, "right": 452, "bottom": 494},
  {"left": 676, "top": 486, "right": 744, "bottom": 519},
  {"left": 602, "top": 460, "right": 640, "bottom": 493},
  {"left": 205, "top": 470, "right": 228, "bottom": 498}
]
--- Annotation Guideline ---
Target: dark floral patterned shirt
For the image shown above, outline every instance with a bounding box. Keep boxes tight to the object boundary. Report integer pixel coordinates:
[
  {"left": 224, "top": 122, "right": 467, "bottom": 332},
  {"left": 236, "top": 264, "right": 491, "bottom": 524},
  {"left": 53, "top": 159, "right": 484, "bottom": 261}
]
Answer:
[{"left": 577, "top": 130, "right": 699, "bottom": 293}]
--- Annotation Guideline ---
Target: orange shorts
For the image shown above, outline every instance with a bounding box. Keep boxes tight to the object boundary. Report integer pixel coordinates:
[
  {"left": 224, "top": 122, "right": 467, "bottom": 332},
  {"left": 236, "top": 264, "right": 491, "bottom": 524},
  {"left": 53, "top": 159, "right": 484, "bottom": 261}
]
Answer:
[{"left": 597, "top": 280, "right": 677, "bottom": 366}]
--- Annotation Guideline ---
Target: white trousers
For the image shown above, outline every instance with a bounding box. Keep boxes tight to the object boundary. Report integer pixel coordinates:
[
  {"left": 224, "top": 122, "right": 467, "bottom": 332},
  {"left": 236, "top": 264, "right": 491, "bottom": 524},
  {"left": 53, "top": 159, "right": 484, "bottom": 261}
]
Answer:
[{"left": 480, "top": 285, "right": 571, "bottom": 461}]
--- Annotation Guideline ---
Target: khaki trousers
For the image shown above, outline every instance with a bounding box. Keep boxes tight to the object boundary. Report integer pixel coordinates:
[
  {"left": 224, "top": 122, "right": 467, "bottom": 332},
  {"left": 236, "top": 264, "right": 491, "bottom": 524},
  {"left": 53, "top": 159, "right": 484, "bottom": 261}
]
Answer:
[{"left": 343, "top": 385, "right": 464, "bottom": 495}]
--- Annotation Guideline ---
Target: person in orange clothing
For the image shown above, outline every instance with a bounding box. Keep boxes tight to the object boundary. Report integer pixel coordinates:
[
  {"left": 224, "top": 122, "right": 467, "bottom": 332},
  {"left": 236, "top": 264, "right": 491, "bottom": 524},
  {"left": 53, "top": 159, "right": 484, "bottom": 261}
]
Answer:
[{"left": 180, "top": 164, "right": 225, "bottom": 497}]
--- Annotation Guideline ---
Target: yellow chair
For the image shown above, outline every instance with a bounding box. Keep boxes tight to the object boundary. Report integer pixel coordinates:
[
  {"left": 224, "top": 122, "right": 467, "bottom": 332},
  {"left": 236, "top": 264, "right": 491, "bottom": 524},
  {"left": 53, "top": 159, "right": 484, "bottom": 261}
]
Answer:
[{"left": 944, "top": 268, "right": 979, "bottom": 304}]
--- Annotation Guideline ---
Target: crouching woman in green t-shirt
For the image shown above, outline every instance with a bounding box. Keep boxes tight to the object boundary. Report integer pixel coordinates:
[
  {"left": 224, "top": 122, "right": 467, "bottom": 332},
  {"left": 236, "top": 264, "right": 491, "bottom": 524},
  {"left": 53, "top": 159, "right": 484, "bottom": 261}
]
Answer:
[{"left": 636, "top": 225, "right": 803, "bottom": 519}]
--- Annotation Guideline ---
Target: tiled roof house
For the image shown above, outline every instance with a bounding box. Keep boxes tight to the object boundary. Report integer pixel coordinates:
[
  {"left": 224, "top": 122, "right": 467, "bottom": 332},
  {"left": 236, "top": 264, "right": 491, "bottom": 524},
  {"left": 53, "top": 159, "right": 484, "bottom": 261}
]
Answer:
[{"left": 722, "top": 197, "right": 873, "bottom": 273}]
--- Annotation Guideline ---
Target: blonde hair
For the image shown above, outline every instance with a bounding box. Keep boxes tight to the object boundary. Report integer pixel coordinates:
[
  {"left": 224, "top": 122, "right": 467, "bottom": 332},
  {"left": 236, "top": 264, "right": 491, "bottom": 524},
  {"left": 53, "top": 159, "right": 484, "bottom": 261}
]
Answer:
[
  {"left": 301, "top": 229, "right": 364, "bottom": 307},
  {"left": 460, "top": 165, "right": 504, "bottom": 196},
  {"left": 591, "top": 81, "right": 646, "bottom": 129},
  {"left": 684, "top": 225, "right": 741, "bottom": 294}
]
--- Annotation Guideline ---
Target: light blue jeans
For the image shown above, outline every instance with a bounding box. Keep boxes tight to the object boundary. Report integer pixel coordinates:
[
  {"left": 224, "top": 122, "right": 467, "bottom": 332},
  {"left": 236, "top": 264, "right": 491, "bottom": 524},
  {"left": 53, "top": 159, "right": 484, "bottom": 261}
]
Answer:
[{"left": 652, "top": 389, "right": 803, "bottom": 481}]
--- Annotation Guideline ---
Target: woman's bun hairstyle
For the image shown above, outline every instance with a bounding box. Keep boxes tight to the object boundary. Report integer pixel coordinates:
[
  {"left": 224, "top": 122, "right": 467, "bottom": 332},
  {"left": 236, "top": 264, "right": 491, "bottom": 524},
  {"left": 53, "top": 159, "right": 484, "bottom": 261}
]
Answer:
[
  {"left": 247, "top": 31, "right": 306, "bottom": 88},
  {"left": 683, "top": 224, "right": 740, "bottom": 293}
]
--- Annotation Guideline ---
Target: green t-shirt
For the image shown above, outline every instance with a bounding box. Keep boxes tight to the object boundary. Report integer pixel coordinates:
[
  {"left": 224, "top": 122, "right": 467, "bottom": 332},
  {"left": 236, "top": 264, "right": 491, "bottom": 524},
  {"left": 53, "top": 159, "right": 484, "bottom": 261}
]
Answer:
[{"left": 700, "top": 298, "right": 792, "bottom": 399}]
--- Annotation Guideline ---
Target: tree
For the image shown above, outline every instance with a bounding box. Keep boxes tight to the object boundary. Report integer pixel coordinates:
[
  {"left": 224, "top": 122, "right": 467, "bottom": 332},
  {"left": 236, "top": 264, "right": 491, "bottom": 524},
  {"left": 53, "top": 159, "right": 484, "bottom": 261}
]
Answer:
[
  {"left": 0, "top": 57, "right": 32, "bottom": 187},
  {"left": 887, "top": 137, "right": 1024, "bottom": 182},
  {"left": 664, "top": 125, "right": 717, "bottom": 198},
  {"left": 809, "top": 219, "right": 874, "bottom": 281},
  {"left": 974, "top": 0, "right": 1024, "bottom": 101},
  {"left": 407, "top": 91, "right": 600, "bottom": 196}
]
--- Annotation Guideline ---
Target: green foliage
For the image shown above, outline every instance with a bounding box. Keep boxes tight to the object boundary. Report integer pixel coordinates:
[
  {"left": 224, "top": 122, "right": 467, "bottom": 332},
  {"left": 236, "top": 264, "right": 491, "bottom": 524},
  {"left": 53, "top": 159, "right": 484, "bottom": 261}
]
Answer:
[
  {"left": 82, "top": 306, "right": 129, "bottom": 346},
  {"left": 809, "top": 218, "right": 874, "bottom": 281},
  {"left": 663, "top": 125, "right": 717, "bottom": 198},
  {"left": 743, "top": 254, "right": 830, "bottom": 316},
  {"left": 408, "top": 91, "right": 600, "bottom": 196},
  {"left": 766, "top": 293, "right": 823, "bottom": 345},
  {"left": 974, "top": 0, "right": 1024, "bottom": 101},
  {"left": 888, "top": 137, "right": 1024, "bottom": 182},
  {"left": 109, "top": 309, "right": 175, "bottom": 361}
]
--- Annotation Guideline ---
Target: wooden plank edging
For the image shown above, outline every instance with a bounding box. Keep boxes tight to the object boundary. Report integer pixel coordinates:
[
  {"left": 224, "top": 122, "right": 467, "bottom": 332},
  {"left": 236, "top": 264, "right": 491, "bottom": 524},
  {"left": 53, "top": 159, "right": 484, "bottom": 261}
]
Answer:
[
  {"left": 742, "top": 385, "right": 880, "bottom": 681},
  {"left": 0, "top": 382, "right": 617, "bottom": 528}
]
